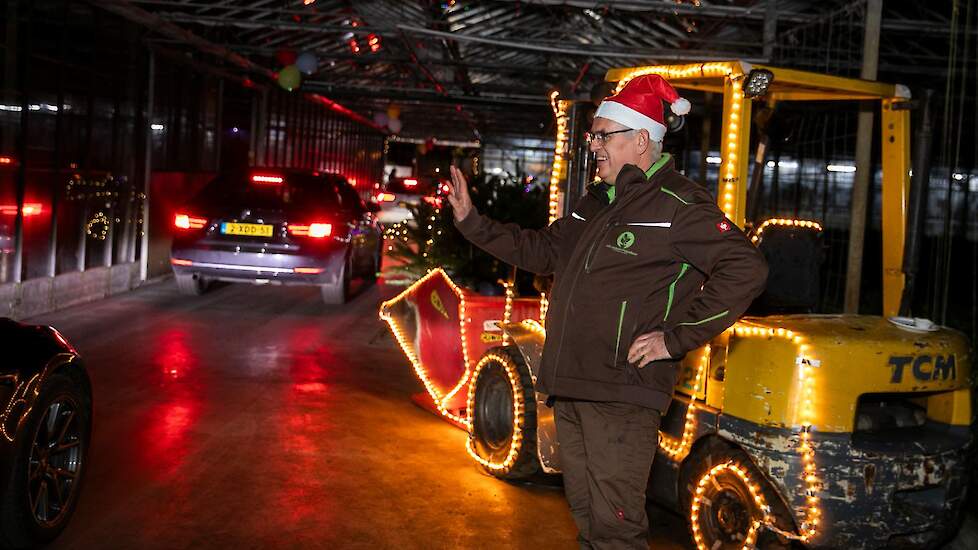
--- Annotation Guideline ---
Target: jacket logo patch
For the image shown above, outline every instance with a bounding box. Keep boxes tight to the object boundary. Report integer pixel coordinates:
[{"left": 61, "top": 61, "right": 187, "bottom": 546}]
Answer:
[
  {"left": 716, "top": 220, "right": 732, "bottom": 232},
  {"left": 616, "top": 231, "right": 636, "bottom": 249}
]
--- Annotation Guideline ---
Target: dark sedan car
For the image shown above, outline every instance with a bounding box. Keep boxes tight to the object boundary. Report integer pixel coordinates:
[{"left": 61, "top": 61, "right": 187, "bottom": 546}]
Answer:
[
  {"left": 170, "top": 170, "right": 383, "bottom": 304},
  {"left": 0, "top": 318, "right": 91, "bottom": 549}
]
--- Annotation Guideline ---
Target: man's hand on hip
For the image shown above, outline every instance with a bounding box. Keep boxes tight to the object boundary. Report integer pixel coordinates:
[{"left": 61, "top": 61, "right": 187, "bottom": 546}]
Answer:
[
  {"left": 447, "top": 165, "right": 475, "bottom": 222},
  {"left": 628, "top": 331, "right": 670, "bottom": 368}
]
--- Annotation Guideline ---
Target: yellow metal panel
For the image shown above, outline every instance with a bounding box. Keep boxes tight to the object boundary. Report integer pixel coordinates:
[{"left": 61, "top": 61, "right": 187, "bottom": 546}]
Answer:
[
  {"left": 705, "top": 337, "right": 728, "bottom": 409},
  {"left": 605, "top": 61, "right": 903, "bottom": 101},
  {"left": 723, "top": 316, "right": 972, "bottom": 432},
  {"left": 719, "top": 76, "right": 751, "bottom": 227},
  {"left": 723, "top": 335, "right": 799, "bottom": 427},
  {"left": 927, "top": 387, "right": 973, "bottom": 425},
  {"left": 880, "top": 99, "right": 911, "bottom": 317},
  {"left": 674, "top": 345, "right": 709, "bottom": 401},
  {"left": 769, "top": 92, "right": 883, "bottom": 102},
  {"left": 667, "top": 82, "right": 726, "bottom": 95},
  {"left": 751, "top": 64, "right": 901, "bottom": 98}
]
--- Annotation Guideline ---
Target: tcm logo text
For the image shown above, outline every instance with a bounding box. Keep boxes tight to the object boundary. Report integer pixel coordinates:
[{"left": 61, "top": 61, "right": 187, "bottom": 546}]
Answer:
[{"left": 887, "top": 354, "right": 956, "bottom": 383}]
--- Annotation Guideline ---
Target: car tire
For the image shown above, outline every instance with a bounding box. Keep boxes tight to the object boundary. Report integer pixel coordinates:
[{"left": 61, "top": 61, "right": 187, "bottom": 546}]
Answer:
[
  {"left": 175, "top": 273, "right": 209, "bottom": 296},
  {"left": 0, "top": 373, "right": 90, "bottom": 549},
  {"left": 320, "top": 254, "right": 350, "bottom": 305},
  {"left": 363, "top": 244, "right": 381, "bottom": 283},
  {"left": 680, "top": 443, "right": 794, "bottom": 550},
  {"left": 467, "top": 346, "right": 540, "bottom": 480}
]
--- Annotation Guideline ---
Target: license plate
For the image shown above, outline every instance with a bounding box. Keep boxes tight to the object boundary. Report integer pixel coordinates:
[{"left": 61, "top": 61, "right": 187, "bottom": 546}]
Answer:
[{"left": 221, "top": 222, "right": 273, "bottom": 237}]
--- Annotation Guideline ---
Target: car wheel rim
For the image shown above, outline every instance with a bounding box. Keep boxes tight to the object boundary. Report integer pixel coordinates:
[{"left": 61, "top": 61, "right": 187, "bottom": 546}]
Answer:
[{"left": 28, "top": 397, "right": 83, "bottom": 527}]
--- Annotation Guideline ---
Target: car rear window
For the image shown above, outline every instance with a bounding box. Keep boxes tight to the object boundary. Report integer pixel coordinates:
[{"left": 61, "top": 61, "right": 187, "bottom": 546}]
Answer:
[{"left": 195, "top": 173, "right": 343, "bottom": 209}]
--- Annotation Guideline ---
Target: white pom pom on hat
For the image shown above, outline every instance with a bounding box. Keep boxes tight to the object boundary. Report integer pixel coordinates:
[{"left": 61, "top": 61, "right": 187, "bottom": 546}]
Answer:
[{"left": 671, "top": 97, "right": 691, "bottom": 116}]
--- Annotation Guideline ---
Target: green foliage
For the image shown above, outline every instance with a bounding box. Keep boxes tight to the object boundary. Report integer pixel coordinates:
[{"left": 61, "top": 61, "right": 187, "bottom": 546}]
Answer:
[{"left": 386, "top": 171, "right": 548, "bottom": 292}]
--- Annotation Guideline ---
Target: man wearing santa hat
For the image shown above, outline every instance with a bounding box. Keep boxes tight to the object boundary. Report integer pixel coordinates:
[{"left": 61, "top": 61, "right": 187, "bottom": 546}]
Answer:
[{"left": 447, "top": 74, "right": 767, "bottom": 549}]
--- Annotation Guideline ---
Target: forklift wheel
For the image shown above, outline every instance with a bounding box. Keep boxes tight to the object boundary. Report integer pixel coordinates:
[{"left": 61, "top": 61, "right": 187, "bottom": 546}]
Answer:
[
  {"left": 682, "top": 446, "right": 794, "bottom": 550},
  {"left": 467, "top": 346, "right": 540, "bottom": 480}
]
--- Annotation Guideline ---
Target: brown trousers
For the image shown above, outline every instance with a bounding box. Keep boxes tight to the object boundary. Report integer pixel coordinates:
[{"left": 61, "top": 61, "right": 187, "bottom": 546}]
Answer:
[{"left": 554, "top": 399, "right": 661, "bottom": 550}]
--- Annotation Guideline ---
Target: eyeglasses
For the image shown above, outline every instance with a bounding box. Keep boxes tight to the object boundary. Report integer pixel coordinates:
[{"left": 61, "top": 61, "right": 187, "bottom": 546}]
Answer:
[{"left": 584, "top": 128, "right": 635, "bottom": 145}]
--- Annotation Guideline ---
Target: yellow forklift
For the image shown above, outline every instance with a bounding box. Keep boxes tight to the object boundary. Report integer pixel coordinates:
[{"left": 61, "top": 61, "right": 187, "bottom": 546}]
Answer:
[{"left": 467, "top": 61, "right": 974, "bottom": 549}]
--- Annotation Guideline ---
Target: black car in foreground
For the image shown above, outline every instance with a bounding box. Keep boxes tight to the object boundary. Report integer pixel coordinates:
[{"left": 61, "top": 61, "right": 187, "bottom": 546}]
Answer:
[
  {"left": 170, "top": 170, "right": 383, "bottom": 304},
  {"left": 0, "top": 318, "right": 91, "bottom": 548}
]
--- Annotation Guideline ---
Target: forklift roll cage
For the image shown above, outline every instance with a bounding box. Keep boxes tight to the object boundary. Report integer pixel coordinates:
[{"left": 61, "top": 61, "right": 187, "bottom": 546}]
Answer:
[{"left": 602, "top": 60, "right": 911, "bottom": 318}]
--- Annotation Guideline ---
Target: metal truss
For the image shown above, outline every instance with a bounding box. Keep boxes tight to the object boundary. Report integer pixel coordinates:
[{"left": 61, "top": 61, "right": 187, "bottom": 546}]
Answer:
[{"left": 96, "top": 0, "right": 961, "bottom": 140}]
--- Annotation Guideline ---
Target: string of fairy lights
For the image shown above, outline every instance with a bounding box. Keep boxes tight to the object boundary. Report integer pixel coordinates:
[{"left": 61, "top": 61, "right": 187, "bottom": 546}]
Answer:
[
  {"left": 730, "top": 321, "right": 822, "bottom": 544},
  {"left": 464, "top": 351, "right": 527, "bottom": 472},
  {"left": 613, "top": 62, "right": 747, "bottom": 223},
  {"left": 548, "top": 91, "right": 570, "bottom": 226},
  {"left": 657, "top": 345, "right": 709, "bottom": 459},
  {"left": 381, "top": 264, "right": 823, "bottom": 543},
  {"left": 378, "top": 268, "right": 473, "bottom": 427},
  {"left": 690, "top": 461, "right": 767, "bottom": 549},
  {"left": 86, "top": 211, "right": 110, "bottom": 241},
  {"left": 379, "top": 63, "right": 823, "bottom": 544},
  {"left": 751, "top": 218, "right": 823, "bottom": 244}
]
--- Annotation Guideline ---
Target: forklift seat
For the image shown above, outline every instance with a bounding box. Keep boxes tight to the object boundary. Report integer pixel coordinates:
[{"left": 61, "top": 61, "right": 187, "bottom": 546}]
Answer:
[{"left": 747, "top": 219, "right": 824, "bottom": 315}]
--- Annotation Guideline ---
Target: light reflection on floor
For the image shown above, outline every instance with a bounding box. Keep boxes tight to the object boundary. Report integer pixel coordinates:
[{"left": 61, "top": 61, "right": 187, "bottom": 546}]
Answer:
[{"left": 28, "top": 276, "right": 691, "bottom": 549}]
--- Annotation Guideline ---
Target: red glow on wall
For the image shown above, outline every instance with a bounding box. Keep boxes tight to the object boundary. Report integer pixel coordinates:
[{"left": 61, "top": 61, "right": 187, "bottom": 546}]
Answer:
[{"left": 307, "top": 94, "right": 386, "bottom": 132}]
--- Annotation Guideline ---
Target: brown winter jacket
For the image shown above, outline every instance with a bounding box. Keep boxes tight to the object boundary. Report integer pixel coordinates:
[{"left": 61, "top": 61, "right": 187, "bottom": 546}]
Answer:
[{"left": 455, "top": 156, "right": 768, "bottom": 411}]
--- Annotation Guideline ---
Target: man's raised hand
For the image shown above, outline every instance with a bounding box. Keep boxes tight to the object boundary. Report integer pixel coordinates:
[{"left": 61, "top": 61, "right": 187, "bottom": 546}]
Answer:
[{"left": 447, "top": 165, "right": 474, "bottom": 222}]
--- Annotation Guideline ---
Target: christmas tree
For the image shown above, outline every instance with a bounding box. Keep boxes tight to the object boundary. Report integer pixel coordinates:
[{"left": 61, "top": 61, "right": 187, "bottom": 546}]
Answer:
[{"left": 385, "top": 170, "right": 548, "bottom": 294}]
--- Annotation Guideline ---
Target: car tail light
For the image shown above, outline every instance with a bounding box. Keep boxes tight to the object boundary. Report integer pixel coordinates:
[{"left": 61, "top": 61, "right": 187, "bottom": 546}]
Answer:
[
  {"left": 289, "top": 222, "right": 332, "bottom": 238},
  {"left": 374, "top": 192, "right": 396, "bottom": 202},
  {"left": 174, "top": 213, "right": 207, "bottom": 229},
  {"left": 0, "top": 202, "right": 43, "bottom": 216},
  {"left": 251, "top": 173, "right": 284, "bottom": 185},
  {"left": 403, "top": 178, "right": 418, "bottom": 188},
  {"left": 170, "top": 258, "right": 193, "bottom": 266},
  {"left": 293, "top": 267, "right": 325, "bottom": 274}
]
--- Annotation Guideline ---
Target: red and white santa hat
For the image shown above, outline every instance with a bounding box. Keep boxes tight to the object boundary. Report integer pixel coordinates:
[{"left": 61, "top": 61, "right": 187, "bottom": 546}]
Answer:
[{"left": 595, "top": 74, "right": 690, "bottom": 142}]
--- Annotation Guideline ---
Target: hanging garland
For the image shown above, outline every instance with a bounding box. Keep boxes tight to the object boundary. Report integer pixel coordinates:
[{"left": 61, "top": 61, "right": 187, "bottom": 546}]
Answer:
[{"left": 86, "top": 211, "right": 109, "bottom": 241}]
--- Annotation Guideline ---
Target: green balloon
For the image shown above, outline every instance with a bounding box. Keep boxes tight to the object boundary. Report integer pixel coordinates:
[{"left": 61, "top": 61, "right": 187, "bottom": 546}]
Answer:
[{"left": 277, "top": 65, "right": 301, "bottom": 91}]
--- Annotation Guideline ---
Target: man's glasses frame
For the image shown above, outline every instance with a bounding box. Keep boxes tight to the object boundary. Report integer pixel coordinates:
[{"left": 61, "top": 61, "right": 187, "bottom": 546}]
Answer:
[{"left": 584, "top": 128, "right": 635, "bottom": 145}]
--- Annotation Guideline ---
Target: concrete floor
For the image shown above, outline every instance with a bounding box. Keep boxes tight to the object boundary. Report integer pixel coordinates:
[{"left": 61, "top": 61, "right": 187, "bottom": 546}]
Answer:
[{"left": 27, "top": 277, "right": 692, "bottom": 550}]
